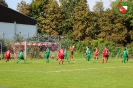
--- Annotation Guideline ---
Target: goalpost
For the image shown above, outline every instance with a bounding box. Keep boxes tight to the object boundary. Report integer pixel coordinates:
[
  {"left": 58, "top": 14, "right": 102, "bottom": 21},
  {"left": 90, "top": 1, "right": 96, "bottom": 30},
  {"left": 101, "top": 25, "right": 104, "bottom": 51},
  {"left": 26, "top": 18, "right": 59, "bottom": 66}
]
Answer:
[{"left": 11, "top": 41, "right": 60, "bottom": 59}]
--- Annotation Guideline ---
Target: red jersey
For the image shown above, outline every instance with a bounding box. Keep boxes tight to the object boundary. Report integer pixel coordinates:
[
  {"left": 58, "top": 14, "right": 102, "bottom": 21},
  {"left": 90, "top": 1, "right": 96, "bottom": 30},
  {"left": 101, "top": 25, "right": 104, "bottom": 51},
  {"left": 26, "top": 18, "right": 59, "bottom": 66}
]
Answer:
[
  {"left": 5, "top": 50, "right": 11, "bottom": 59},
  {"left": 103, "top": 48, "right": 108, "bottom": 57},
  {"left": 59, "top": 49, "right": 64, "bottom": 54},
  {"left": 94, "top": 49, "right": 99, "bottom": 56},
  {"left": 58, "top": 49, "right": 64, "bottom": 59},
  {"left": 70, "top": 46, "right": 74, "bottom": 52}
]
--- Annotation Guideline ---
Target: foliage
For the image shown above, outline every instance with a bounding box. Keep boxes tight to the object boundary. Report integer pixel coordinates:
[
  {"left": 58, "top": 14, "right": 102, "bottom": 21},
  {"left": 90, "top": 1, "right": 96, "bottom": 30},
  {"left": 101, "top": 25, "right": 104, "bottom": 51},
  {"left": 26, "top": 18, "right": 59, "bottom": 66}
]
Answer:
[
  {"left": 38, "top": 0, "right": 65, "bottom": 35},
  {"left": 16, "top": 0, "right": 133, "bottom": 48},
  {"left": 93, "top": 0, "right": 104, "bottom": 13},
  {"left": 0, "top": 0, "right": 8, "bottom": 7},
  {"left": 17, "top": 0, "right": 30, "bottom": 15},
  {"left": 72, "top": 0, "right": 90, "bottom": 40},
  {"left": 13, "top": 33, "right": 24, "bottom": 42}
]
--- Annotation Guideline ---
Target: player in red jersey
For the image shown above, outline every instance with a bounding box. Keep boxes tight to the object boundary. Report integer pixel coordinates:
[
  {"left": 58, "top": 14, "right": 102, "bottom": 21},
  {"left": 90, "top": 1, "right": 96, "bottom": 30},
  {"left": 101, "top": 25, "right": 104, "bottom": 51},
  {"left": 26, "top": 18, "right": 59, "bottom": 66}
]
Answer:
[
  {"left": 102, "top": 47, "right": 109, "bottom": 63},
  {"left": 5, "top": 50, "right": 11, "bottom": 62},
  {"left": 94, "top": 48, "right": 99, "bottom": 60},
  {"left": 69, "top": 46, "right": 74, "bottom": 60},
  {"left": 58, "top": 47, "right": 64, "bottom": 64}
]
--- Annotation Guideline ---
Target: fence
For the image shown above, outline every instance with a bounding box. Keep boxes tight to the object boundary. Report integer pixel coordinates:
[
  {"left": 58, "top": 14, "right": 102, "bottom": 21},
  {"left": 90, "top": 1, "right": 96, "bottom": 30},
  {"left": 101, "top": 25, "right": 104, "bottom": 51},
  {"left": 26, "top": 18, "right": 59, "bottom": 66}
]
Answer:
[{"left": 0, "top": 32, "right": 68, "bottom": 59}]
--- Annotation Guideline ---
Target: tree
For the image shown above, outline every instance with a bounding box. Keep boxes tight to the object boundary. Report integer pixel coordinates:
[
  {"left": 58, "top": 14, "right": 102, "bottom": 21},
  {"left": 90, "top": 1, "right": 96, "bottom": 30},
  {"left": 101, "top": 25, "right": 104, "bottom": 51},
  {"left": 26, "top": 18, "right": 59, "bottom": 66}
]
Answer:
[
  {"left": 59, "top": 0, "right": 81, "bottom": 19},
  {"left": 97, "top": 9, "right": 130, "bottom": 45},
  {"left": 72, "top": 0, "right": 90, "bottom": 40},
  {"left": 17, "top": 0, "right": 30, "bottom": 16},
  {"left": 93, "top": 0, "right": 104, "bottom": 13},
  {"left": 0, "top": 0, "right": 8, "bottom": 7},
  {"left": 29, "top": 0, "right": 50, "bottom": 19},
  {"left": 38, "top": 0, "right": 65, "bottom": 35},
  {"left": 59, "top": 0, "right": 81, "bottom": 36}
]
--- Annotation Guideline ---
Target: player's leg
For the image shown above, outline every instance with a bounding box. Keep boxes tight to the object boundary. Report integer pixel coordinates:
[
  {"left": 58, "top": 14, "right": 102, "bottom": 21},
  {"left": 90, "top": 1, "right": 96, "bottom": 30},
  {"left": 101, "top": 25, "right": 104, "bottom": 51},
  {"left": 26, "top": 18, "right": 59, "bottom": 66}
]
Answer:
[
  {"left": 23, "top": 58, "right": 26, "bottom": 63},
  {"left": 70, "top": 52, "right": 74, "bottom": 60},
  {"left": 102, "top": 56, "right": 105, "bottom": 63},
  {"left": 72, "top": 52, "right": 74, "bottom": 60},
  {"left": 6, "top": 55, "right": 9, "bottom": 62},
  {"left": 46, "top": 53, "right": 49, "bottom": 63},
  {"left": 86, "top": 54, "right": 88, "bottom": 61},
  {"left": 105, "top": 57, "right": 107, "bottom": 63},
  {"left": 6, "top": 56, "right": 8, "bottom": 62},
  {"left": 96, "top": 55, "right": 98, "bottom": 60},
  {"left": 88, "top": 54, "right": 91, "bottom": 61},
  {"left": 64, "top": 54, "right": 66, "bottom": 59},
  {"left": 86, "top": 54, "right": 90, "bottom": 61},
  {"left": 58, "top": 55, "right": 61, "bottom": 64},
  {"left": 123, "top": 56, "right": 126, "bottom": 63},
  {"left": 65, "top": 54, "right": 69, "bottom": 61},
  {"left": 62, "top": 55, "right": 64, "bottom": 64},
  {"left": 21, "top": 56, "right": 26, "bottom": 63},
  {"left": 17, "top": 57, "right": 21, "bottom": 64},
  {"left": 126, "top": 55, "right": 128, "bottom": 62},
  {"left": 61, "top": 58, "right": 63, "bottom": 64},
  {"left": 6, "top": 58, "right": 8, "bottom": 62}
]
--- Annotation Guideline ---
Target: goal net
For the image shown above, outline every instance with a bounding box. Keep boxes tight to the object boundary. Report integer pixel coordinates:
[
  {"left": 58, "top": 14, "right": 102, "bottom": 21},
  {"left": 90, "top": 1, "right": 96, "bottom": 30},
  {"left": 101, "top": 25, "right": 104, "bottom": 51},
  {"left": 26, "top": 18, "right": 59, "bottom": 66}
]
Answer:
[{"left": 11, "top": 41, "right": 60, "bottom": 59}]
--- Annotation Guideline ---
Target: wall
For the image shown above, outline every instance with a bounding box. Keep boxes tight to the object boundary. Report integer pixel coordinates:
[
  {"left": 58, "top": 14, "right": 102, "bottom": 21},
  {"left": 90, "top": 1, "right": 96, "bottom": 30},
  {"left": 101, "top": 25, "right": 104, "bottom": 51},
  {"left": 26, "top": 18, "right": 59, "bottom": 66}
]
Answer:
[{"left": 0, "top": 22, "right": 37, "bottom": 40}]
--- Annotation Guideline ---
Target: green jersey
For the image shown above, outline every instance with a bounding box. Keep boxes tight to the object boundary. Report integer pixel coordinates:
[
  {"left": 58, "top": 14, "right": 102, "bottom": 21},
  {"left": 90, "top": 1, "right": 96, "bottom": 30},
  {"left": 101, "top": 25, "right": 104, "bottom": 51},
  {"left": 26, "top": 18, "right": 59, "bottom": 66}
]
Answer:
[
  {"left": 86, "top": 49, "right": 91, "bottom": 55},
  {"left": 19, "top": 52, "right": 24, "bottom": 58},
  {"left": 123, "top": 50, "right": 127, "bottom": 57},
  {"left": 64, "top": 49, "right": 67, "bottom": 55},
  {"left": 46, "top": 48, "right": 50, "bottom": 54},
  {"left": 126, "top": 49, "right": 128, "bottom": 55}
]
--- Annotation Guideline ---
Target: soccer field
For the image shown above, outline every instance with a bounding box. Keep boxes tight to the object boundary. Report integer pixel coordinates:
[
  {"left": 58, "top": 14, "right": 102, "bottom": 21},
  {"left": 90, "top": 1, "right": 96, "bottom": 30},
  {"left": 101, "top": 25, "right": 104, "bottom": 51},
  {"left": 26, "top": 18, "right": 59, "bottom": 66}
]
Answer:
[{"left": 0, "top": 58, "right": 133, "bottom": 88}]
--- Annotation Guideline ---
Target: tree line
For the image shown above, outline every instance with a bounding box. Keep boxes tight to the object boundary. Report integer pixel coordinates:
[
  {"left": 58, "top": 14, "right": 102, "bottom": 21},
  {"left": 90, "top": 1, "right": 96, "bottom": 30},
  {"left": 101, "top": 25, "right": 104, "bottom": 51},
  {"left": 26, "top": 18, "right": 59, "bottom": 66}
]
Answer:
[{"left": 1, "top": 0, "right": 133, "bottom": 48}]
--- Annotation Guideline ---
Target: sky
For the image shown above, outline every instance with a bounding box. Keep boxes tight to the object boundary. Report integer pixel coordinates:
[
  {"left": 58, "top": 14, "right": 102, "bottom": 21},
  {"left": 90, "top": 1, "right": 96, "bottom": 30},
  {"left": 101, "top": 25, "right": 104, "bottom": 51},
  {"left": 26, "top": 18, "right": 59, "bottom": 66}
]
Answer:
[{"left": 5, "top": 0, "right": 116, "bottom": 11}]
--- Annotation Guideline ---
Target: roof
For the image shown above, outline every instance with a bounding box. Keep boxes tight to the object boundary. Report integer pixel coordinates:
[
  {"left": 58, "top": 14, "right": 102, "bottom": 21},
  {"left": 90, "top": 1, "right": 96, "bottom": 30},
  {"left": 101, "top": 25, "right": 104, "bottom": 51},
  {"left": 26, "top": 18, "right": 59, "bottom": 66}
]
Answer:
[{"left": 0, "top": 4, "right": 37, "bottom": 25}]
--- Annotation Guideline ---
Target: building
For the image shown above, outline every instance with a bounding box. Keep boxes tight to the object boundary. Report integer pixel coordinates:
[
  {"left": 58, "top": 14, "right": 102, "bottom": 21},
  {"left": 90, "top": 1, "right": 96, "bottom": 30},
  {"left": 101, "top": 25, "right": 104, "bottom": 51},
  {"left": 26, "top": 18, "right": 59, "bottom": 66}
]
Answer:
[{"left": 0, "top": 4, "right": 37, "bottom": 40}]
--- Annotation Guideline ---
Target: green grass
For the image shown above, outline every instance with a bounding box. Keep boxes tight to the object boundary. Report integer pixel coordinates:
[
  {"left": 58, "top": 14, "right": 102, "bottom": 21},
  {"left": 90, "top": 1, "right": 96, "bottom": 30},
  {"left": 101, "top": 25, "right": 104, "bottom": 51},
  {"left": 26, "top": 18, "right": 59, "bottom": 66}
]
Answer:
[{"left": 0, "top": 57, "right": 133, "bottom": 88}]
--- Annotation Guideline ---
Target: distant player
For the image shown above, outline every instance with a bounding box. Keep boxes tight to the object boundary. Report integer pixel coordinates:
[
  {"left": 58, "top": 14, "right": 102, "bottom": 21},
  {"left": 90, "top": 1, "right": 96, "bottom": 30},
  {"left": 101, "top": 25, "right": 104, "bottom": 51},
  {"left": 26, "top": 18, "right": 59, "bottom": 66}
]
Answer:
[
  {"left": 125, "top": 47, "right": 129, "bottom": 62},
  {"left": 102, "top": 47, "right": 109, "bottom": 63},
  {"left": 69, "top": 46, "right": 74, "bottom": 60},
  {"left": 5, "top": 50, "right": 11, "bottom": 62},
  {"left": 122, "top": 48, "right": 128, "bottom": 63},
  {"left": 94, "top": 48, "right": 99, "bottom": 60},
  {"left": 64, "top": 48, "right": 69, "bottom": 62},
  {"left": 17, "top": 50, "right": 26, "bottom": 64},
  {"left": 86, "top": 47, "right": 91, "bottom": 62},
  {"left": 45, "top": 47, "right": 50, "bottom": 63},
  {"left": 58, "top": 47, "right": 64, "bottom": 64}
]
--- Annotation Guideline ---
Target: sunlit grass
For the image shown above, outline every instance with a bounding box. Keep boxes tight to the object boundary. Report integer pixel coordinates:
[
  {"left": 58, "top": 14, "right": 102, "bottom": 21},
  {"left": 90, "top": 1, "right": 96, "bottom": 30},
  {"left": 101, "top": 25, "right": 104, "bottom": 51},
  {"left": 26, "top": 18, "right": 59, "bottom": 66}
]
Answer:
[{"left": 0, "top": 57, "right": 133, "bottom": 88}]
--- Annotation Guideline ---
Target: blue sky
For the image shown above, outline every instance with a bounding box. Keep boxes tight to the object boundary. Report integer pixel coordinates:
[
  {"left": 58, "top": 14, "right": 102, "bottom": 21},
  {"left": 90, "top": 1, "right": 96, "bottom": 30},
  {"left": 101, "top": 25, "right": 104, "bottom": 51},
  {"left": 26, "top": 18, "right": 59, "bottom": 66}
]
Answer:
[{"left": 5, "top": 0, "right": 115, "bottom": 11}]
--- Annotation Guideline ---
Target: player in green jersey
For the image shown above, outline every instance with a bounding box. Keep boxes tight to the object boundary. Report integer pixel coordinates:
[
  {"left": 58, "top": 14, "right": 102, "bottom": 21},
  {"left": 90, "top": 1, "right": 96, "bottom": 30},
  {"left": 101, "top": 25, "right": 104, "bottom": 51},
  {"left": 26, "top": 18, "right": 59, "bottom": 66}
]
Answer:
[
  {"left": 125, "top": 47, "right": 129, "bottom": 62},
  {"left": 122, "top": 48, "right": 128, "bottom": 63},
  {"left": 17, "top": 50, "right": 26, "bottom": 64},
  {"left": 45, "top": 47, "right": 50, "bottom": 63},
  {"left": 64, "top": 48, "right": 69, "bottom": 62},
  {"left": 86, "top": 47, "right": 91, "bottom": 62}
]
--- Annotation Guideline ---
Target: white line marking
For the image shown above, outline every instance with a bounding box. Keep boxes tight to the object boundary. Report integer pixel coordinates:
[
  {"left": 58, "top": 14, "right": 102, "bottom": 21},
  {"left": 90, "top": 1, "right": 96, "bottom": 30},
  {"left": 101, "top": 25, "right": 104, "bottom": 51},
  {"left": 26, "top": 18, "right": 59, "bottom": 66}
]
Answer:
[{"left": 0, "top": 66, "right": 132, "bottom": 73}]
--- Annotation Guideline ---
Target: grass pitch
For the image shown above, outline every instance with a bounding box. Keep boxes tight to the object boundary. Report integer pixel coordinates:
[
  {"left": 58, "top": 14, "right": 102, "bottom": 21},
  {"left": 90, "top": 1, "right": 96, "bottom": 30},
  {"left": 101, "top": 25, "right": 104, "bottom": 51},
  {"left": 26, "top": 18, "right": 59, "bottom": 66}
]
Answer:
[{"left": 0, "top": 58, "right": 133, "bottom": 88}]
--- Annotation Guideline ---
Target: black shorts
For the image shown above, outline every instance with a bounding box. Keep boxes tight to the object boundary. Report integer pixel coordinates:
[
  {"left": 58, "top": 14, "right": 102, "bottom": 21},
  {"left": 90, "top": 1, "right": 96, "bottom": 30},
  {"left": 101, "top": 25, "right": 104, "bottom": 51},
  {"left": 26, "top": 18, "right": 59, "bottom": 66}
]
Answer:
[{"left": 71, "top": 51, "right": 74, "bottom": 55}]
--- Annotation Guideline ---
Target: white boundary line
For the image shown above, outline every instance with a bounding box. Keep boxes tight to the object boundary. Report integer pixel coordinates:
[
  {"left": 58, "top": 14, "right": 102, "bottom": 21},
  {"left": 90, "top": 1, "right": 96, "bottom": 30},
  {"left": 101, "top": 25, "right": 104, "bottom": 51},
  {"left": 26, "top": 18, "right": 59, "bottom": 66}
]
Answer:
[{"left": 0, "top": 66, "right": 132, "bottom": 73}]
